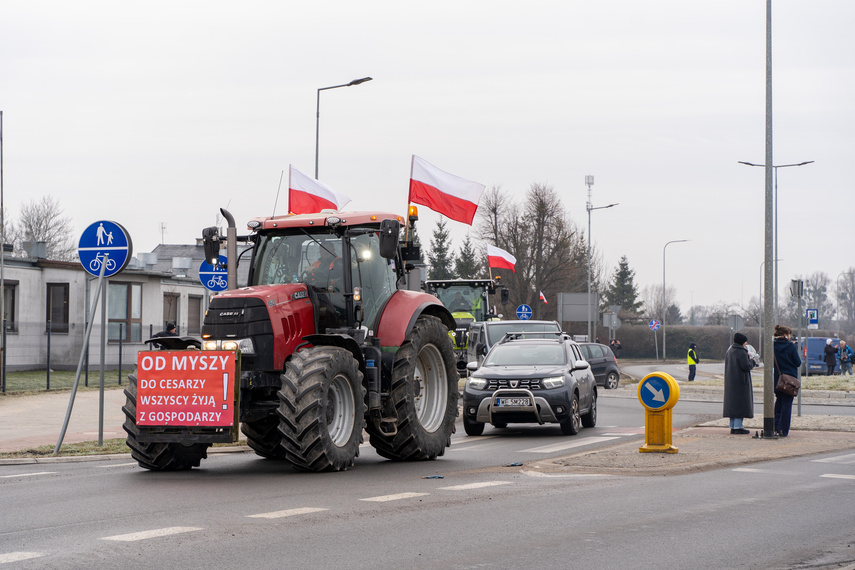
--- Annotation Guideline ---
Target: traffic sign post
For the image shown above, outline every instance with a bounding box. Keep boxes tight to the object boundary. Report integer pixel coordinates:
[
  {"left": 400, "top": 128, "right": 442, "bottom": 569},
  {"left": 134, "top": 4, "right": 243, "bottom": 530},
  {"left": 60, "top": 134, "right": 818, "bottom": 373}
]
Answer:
[
  {"left": 516, "top": 304, "right": 532, "bottom": 321},
  {"left": 637, "top": 372, "right": 680, "bottom": 453}
]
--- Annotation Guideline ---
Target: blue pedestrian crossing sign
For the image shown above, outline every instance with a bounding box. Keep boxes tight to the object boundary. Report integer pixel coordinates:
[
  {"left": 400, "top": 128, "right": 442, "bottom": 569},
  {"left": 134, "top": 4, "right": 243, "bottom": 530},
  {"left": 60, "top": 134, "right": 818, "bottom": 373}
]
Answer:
[
  {"left": 516, "top": 304, "right": 532, "bottom": 320},
  {"left": 637, "top": 372, "right": 680, "bottom": 411},
  {"left": 78, "top": 220, "right": 132, "bottom": 278},
  {"left": 200, "top": 255, "right": 228, "bottom": 292}
]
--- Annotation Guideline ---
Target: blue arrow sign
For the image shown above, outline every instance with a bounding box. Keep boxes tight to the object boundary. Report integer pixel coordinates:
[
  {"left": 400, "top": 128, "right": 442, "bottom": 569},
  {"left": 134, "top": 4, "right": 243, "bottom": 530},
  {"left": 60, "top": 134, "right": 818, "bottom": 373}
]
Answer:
[
  {"left": 516, "top": 304, "right": 532, "bottom": 321},
  {"left": 199, "top": 255, "right": 228, "bottom": 292},
  {"left": 78, "top": 220, "right": 132, "bottom": 278},
  {"left": 639, "top": 375, "right": 671, "bottom": 411}
]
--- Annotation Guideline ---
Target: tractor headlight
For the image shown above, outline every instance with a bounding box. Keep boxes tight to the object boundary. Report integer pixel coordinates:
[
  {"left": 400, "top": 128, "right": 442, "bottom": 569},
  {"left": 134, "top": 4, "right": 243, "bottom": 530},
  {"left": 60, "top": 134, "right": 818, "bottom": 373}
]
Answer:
[{"left": 202, "top": 338, "right": 255, "bottom": 355}]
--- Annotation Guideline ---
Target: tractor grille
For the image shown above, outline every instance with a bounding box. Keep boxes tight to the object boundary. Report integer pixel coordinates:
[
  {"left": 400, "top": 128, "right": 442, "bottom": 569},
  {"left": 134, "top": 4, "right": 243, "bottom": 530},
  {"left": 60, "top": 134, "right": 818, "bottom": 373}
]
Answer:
[{"left": 486, "top": 378, "right": 542, "bottom": 390}]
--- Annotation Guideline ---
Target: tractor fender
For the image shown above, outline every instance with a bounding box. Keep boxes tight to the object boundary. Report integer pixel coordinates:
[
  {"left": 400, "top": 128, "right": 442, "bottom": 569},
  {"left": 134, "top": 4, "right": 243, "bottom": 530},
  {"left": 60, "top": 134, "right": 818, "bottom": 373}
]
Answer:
[
  {"left": 300, "top": 333, "right": 365, "bottom": 369},
  {"left": 375, "top": 290, "right": 455, "bottom": 348}
]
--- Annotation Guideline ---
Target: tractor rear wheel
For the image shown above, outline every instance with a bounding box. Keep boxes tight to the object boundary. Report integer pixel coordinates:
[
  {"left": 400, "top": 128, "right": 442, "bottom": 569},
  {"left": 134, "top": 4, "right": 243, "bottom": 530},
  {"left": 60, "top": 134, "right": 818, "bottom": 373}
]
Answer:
[
  {"left": 122, "top": 371, "right": 211, "bottom": 471},
  {"left": 277, "top": 346, "right": 366, "bottom": 472},
  {"left": 368, "top": 315, "right": 458, "bottom": 461},
  {"left": 242, "top": 414, "right": 288, "bottom": 459}
]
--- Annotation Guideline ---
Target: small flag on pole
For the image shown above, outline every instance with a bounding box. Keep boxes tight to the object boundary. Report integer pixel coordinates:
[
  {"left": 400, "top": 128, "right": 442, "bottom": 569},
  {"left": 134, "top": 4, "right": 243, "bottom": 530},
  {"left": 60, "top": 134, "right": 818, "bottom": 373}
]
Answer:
[
  {"left": 539, "top": 291, "right": 548, "bottom": 304},
  {"left": 486, "top": 244, "right": 516, "bottom": 273}
]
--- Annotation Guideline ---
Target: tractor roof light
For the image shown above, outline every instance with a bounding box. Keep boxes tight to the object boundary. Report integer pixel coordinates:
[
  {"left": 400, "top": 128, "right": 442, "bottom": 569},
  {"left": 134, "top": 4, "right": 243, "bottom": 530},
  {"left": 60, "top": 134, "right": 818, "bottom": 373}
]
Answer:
[{"left": 408, "top": 206, "right": 419, "bottom": 222}]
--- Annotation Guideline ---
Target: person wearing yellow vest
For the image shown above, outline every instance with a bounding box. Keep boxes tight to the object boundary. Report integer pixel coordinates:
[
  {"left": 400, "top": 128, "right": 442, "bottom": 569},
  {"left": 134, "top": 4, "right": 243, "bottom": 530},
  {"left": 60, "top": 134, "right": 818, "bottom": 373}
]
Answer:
[{"left": 687, "top": 342, "right": 699, "bottom": 381}]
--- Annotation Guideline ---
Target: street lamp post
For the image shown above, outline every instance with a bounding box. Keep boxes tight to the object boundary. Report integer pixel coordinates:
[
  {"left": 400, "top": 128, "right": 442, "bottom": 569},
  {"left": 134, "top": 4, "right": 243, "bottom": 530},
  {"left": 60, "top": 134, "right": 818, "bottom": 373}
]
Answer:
[
  {"left": 315, "top": 77, "right": 373, "bottom": 179},
  {"left": 662, "top": 239, "right": 688, "bottom": 361},
  {"left": 585, "top": 175, "right": 618, "bottom": 341},
  {"left": 738, "top": 160, "right": 813, "bottom": 323}
]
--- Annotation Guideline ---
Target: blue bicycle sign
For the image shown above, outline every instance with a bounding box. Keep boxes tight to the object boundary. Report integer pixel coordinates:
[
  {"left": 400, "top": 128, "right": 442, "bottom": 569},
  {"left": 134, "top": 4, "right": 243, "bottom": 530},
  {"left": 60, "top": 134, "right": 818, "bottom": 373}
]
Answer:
[
  {"left": 78, "top": 220, "right": 132, "bottom": 278},
  {"left": 200, "top": 255, "right": 228, "bottom": 292}
]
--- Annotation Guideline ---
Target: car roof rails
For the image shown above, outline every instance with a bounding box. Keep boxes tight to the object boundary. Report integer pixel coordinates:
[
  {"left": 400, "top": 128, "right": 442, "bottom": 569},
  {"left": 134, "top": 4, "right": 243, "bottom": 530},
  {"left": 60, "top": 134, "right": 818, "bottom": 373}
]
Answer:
[{"left": 500, "top": 331, "right": 565, "bottom": 343}]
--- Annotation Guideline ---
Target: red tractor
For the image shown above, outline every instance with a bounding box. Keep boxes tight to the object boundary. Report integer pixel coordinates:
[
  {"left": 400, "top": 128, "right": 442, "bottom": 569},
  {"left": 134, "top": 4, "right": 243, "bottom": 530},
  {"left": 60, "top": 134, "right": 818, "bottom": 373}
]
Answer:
[{"left": 123, "top": 208, "right": 458, "bottom": 471}]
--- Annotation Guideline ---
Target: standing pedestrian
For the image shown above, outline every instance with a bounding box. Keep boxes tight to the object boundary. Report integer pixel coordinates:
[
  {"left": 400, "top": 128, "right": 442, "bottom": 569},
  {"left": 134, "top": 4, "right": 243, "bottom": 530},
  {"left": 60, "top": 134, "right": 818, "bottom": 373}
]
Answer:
[
  {"left": 824, "top": 338, "right": 838, "bottom": 376},
  {"left": 152, "top": 322, "right": 178, "bottom": 338},
  {"left": 839, "top": 341, "right": 853, "bottom": 377},
  {"left": 773, "top": 324, "right": 801, "bottom": 437},
  {"left": 687, "top": 342, "right": 699, "bottom": 381},
  {"left": 723, "top": 332, "right": 755, "bottom": 435},
  {"left": 610, "top": 339, "right": 622, "bottom": 358}
]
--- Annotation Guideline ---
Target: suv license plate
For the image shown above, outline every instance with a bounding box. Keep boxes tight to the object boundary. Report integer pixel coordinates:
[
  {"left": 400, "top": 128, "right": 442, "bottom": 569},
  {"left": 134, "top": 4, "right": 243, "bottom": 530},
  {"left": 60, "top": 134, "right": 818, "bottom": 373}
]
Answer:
[{"left": 496, "top": 397, "right": 530, "bottom": 407}]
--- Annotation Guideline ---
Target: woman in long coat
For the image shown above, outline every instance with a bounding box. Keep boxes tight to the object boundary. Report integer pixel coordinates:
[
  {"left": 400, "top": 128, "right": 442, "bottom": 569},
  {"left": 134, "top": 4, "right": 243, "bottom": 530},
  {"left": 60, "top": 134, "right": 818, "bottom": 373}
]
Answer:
[
  {"left": 824, "top": 339, "right": 838, "bottom": 376},
  {"left": 723, "top": 332, "right": 756, "bottom": 434}
]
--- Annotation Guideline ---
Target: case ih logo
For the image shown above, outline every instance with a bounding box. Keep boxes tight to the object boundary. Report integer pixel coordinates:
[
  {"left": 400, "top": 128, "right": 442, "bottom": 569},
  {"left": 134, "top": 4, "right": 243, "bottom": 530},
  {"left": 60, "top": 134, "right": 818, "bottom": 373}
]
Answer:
[
  {"left": 292, "top": 290, "right": 309, "bottom": 300},
  {"left": 219, "top": 310, "right": 242, "bottom": 318}
]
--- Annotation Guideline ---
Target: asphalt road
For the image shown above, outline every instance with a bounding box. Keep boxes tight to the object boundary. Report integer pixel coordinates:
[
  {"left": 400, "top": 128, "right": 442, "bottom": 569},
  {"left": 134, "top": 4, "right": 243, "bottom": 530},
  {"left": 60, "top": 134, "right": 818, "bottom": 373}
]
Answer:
[{"left": 3, "top": 395, "right": 855, "bottom": 569}]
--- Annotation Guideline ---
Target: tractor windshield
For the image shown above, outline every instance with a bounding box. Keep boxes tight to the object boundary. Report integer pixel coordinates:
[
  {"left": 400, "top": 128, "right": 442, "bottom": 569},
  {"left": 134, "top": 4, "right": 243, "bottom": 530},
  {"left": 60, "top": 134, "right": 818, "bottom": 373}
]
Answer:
[
  {"left": 251, "top": 229, "right": 397, "bottom": 330},
  {"left": 433, "top": 284, "right": 487, "bottom": 321}
]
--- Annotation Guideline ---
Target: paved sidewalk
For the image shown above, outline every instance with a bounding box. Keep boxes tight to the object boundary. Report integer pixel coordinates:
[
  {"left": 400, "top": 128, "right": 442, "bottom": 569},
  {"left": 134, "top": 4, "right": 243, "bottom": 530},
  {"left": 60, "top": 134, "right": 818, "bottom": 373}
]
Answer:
[{"left": 0, "top": 389, "right": 127, "bottom": 453}]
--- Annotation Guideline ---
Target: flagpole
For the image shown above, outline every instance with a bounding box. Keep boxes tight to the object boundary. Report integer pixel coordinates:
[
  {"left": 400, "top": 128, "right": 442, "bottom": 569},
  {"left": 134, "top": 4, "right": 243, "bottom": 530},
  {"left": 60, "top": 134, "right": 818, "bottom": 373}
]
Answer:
[
  {"left": 287, "top": 165, "right": 292, "bottom": 215},
  {"left": 405, "top": 155, "right": 415, "bottom": 243}
]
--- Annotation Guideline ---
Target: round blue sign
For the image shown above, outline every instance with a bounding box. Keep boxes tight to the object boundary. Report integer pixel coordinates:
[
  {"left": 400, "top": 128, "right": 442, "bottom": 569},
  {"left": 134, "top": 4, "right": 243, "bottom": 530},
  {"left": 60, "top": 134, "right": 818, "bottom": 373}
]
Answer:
[
  {"left": 199, "top": 255, "right": 228, "bottom": 292},
  {"left": 649, "top": 319, "right": 661, "bottom": 331},
  {"left": 78, "top": 220, "right": 132, "bottom": 278},
  {"left": 639, "top": 375, "right": 671, "bottom": 410},
  {"left": 516, "top": 304, "right": 532, "bottom": 321}
]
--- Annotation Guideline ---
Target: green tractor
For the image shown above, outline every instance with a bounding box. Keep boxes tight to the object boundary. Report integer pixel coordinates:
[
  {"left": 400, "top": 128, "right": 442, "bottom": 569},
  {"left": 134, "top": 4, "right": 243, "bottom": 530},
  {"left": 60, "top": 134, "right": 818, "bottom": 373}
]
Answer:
[{"left": 425, "top": 279, "right": 507, "bottom": 376}]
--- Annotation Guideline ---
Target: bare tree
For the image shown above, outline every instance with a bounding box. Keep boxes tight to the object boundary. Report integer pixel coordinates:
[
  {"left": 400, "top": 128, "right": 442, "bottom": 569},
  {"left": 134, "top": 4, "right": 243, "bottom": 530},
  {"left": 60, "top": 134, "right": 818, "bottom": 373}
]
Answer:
[
  {"left": 835, "top": 268, "right": 855, "bottom": 334},
  {"left": 8, "top": 196, "right": 77, "bottom": 261},
  {"left": 477, "top": 183, "right": 591, "bottom": 320}
]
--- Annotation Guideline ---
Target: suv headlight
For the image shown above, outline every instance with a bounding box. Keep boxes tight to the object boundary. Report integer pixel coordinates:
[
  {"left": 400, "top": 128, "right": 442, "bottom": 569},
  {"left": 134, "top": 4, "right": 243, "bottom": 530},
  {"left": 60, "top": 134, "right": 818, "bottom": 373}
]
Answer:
[
  {"left": 202, "top": 338, "right": 255, "bottom": 355},
  {"left": 467, "top": 376, "right": 488, "bottom": 390},
  {"left": 542, "top": 376, "right": 565, "bottom": 389}
]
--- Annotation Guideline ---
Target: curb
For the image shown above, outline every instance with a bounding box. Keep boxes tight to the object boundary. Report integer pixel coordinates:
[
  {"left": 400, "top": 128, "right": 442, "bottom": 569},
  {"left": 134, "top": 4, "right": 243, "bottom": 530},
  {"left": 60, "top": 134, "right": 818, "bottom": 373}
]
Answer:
[{"left": 0, "top": 445, "right": 252, "bottom": 466}]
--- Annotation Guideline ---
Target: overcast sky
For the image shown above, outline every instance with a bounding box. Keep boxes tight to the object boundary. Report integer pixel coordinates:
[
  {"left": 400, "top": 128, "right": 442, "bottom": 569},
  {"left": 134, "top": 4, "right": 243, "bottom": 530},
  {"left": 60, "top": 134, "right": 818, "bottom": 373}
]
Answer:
[{"left": 1, "top": 1, "right": 852, "bottom": 315}]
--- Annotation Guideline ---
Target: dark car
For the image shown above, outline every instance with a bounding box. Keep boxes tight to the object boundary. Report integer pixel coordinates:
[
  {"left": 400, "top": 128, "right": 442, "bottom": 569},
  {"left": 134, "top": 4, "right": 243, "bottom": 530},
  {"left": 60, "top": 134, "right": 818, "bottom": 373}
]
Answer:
[
  {"left": 577, "top": 342, "right": 621, "bottom": 389},
  {"left": 466, "top": 320, "right": 562, "bottom": 368},
  {"left": 462, "top": 332, "right": 597, "bottom": 436}
]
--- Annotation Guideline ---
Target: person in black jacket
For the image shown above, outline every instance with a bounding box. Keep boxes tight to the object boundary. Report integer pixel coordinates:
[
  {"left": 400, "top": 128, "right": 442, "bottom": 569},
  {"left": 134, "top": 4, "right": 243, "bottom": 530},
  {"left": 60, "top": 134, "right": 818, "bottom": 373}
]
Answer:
[
  {"left": 723, "top": 332, "right": 755, "bottom": 434},
  {"left": 773, "top": 324, "right": 801, "bottom": 437},
  {"left": 824, "top": 339, "right": 838, "bottom": 376}
]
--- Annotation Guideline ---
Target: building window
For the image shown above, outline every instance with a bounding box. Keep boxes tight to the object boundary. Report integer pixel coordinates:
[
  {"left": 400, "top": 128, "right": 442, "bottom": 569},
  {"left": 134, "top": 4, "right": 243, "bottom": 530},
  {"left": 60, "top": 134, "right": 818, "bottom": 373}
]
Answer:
[
  {"left": 3, "top": 280, "right": 18, "bottom": 333},
  {"left": 109, "top": 282, "right": 142, "bottom": 342},
  {"left": 188, "top": 295, "right": 203, "bottom": 335},
  {"left": 46, "top": 283, "right": 69, "bottom": 334},
  {"left": 163, "top": 292, "right": 179, "bottom": 333}
]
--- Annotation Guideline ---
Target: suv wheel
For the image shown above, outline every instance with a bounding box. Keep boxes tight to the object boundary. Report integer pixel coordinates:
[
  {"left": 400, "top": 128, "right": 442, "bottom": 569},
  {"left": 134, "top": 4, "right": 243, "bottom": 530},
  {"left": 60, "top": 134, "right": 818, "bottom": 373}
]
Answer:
[
  {"left": 463, "top": 415, "right": 485, "bottom": 436},
  {"left": 560, "top": 394, "right": 581, "bottom": 435}
]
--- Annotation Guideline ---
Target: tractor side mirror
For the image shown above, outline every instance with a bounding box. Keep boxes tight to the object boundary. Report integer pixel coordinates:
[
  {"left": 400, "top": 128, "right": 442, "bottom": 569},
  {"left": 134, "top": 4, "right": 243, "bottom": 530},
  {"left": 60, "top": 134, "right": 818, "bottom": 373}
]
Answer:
[
  {"left": 378, "top": 219, "right": 400, "bottom": 259},
  {"left": 202, "top": 226, "right": 221, "bottom": 265}
]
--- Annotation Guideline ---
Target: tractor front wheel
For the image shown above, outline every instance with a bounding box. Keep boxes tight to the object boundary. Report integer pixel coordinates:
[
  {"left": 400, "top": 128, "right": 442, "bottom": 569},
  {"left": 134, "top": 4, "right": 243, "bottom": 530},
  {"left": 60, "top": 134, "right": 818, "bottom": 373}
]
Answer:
[{"left": 368, "top": 315, "right": 458, "bottom": 461}]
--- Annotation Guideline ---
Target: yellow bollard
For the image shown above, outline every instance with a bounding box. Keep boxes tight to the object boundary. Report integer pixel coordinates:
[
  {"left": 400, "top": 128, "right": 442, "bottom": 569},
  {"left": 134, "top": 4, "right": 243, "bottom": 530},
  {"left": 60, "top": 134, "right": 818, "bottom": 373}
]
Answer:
[{"left": 637, "top": 372, "right": 680, "bottom": 453}]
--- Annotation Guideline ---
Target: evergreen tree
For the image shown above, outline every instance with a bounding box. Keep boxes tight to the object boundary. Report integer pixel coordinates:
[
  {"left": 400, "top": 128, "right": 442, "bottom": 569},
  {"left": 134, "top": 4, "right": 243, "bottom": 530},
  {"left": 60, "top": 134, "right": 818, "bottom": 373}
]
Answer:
[
  {"left": 603, "top": 256, "right": 642, "bottom": 315},
  {"left": 427, "top": 218, "right": 455, "bottom": 279},
  {"left": 454, "top": 234, "right": 482, "bottom": 278}
]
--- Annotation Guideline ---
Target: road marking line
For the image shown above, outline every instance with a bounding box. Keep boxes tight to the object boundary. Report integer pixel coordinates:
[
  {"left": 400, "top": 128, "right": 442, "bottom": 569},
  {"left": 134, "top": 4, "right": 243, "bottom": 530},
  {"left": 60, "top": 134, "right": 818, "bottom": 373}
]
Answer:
[
  {"left": 820, "top": 474, "right": 855, "bottom": 480},
  {"left": 0, "top": 552, "right": 46, "bottom": 563},
  {"left": 812, "top": 453, "right": 855, "bottom": 464},
  {"left": 451, "top": 435, "right": 498, "bottom": 443},
  {"left": 733, "top": 468, "right": 768, "bottom": 473},
  {"left": 520, "top": 436, "right": 620, "bottom": 454},
  {"left": 448, "top": 442, "right": 499, "bottom": 452},
  {"left": 438, "top": 481, "right": 511, "bottom": 491},
  {"left": 247, "top": 507, "right": 328, "bottom": 519},
  {"left": 101, "top": 527, "right": 202, "bottom": 542},
  {"left": 97, "top": 462, "right": 139, "bottom": 468},
  {"left": 360, "top": 492, "right": 429, "bottom": 502},
  {"left": 0, "top": 472, "right": 55, "bottom": 479},
  {"left": 522, "top": 470, "right": 610, "bottom": 478}
]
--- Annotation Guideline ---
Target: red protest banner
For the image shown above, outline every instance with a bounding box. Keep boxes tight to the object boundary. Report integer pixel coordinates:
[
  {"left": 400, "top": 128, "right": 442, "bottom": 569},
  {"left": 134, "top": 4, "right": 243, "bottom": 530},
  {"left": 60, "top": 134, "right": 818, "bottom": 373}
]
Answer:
[{"left": 136, "top": 351, "right": 236, "bottom": 427}]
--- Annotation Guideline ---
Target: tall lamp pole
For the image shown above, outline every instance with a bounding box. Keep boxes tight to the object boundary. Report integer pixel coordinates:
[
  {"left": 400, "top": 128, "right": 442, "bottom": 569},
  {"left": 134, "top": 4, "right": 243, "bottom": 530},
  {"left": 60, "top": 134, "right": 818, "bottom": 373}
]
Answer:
[
  {"left": 738, "top": 160, "right": 813, "bottom": 323},
  {"left": 837, "top": 272, "right": 855, "bottom": 338},
  {"left": 585, "top": 175, "right": 618, "bottom": 341},
  {"left": 315, "top": 77, "right": 372, "bottom": 179},
  {"left": 662, "top": 239, "right": 688, "bottom": 361}
]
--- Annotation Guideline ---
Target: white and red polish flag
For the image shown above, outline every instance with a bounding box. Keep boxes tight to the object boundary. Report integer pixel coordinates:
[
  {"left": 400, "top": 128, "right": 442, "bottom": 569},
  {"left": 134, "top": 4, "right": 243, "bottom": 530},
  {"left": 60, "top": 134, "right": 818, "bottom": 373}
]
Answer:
[
  {"left": 408, "top": 155, "right": 485, "bottom": 225},
  {"left": 288, "top": 165, "right": 351, "bottom": 214},
  {"left": 486, "top": 244, "right": 516, "bottom": 273},
  {"left": 539, "top": 291, "right": 548, "bottom": 304}
]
